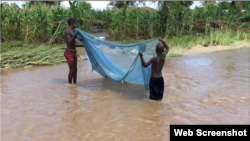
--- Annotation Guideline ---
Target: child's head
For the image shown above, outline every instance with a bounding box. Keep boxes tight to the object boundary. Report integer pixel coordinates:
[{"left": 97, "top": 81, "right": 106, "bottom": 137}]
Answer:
[
  {"left": 156, "top": 43, "right": 165, "bottom": 55},
  {"left": 67, "top": 18, "right": 77, "bottom": 29}
]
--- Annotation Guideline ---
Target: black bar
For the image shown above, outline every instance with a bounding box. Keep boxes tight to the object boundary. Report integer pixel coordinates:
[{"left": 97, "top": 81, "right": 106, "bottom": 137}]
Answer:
[{"left": 170, "top": 125, "right": 250, "bottom": 141}]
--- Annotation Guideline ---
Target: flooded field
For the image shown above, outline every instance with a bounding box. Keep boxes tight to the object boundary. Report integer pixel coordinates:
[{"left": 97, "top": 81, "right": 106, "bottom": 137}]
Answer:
[{"left": 1, "top": 48, "right": 249, "bottom": 141}]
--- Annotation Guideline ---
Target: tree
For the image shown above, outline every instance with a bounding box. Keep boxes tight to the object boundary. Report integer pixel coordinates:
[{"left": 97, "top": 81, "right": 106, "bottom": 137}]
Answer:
[
  {"left": 10, "top": 3, "right": 20, "bottom": 8},
  {"left": 201, "top": 1, "right": 216, "bottom": 7},
  {"left": 230, "top": 1, "right": 237, "bottom": 10},
  {"left": 28, "top": 1, "right": 61, "bottom": 6},
  {"left": 240, "top": 1, "right": 250, "bottom": 9},
  {"left": 231, "top": 1, "right": 250, "bottom": 12},
  {"left": 217, "top": 1, "right": 230, "bottom": 10},
  {"left": 156, "top": 1, "right": 193, "bottom": 36},
  {"left": 108, "top": 1, "right": 136, "bottom": 9}
]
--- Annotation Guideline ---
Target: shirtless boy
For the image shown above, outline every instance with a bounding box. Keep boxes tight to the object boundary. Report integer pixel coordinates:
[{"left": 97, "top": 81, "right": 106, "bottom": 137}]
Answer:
[
  {"left": 139, "top": 37, "right": 169, "bottom": 101},
  {"left": 64, "top": 18, "right": 84, "bottom": 84}
]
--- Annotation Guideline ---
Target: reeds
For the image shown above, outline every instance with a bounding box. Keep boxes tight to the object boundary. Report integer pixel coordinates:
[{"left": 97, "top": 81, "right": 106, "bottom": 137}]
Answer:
[{"left": 1, "top": 1, "right": 249, "bottom": 44}]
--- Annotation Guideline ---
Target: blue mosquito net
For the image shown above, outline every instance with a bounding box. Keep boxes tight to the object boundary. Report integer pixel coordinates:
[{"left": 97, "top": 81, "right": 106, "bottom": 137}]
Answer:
[{"left": 73, "top": 28, "right": 159, "bottom": 90}]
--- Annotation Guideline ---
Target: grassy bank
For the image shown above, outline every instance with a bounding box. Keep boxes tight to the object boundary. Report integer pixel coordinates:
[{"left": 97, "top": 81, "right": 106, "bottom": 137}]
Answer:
[
  {"left": 0, "top": 41, "right": 87, "bottom": 68},
  {"left": 116, "top": 29, "right": 250, "bottom": 57},
  {"left": 1, "top": 29, "right": 249, "bottom": 69}
]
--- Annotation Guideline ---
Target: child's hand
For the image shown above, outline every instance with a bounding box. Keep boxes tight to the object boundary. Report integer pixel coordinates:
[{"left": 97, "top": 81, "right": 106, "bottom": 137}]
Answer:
[
  {"left": 139, "top": 52, "right": 143, "bottom": 57},
  {"left": 158, "top": 37, "right": 163, "bottom": 42}
]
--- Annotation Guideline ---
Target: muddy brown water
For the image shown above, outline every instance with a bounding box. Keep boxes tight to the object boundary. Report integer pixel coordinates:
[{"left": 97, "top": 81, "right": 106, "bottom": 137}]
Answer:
[{"left": 1, "top": 46, "right": 250, "bottom": 141}]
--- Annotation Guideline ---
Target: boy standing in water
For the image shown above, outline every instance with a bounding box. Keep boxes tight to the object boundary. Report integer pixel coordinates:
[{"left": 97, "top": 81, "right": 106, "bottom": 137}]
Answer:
[
  {"left": 139, "top": 37, "right": 169, "bottom": 101},
  {"left": 64, "top": 18, "right": 84, "bottom": 84}
]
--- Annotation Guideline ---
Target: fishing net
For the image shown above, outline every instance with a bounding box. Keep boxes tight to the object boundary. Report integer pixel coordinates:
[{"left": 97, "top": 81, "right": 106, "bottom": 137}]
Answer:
[{"left": 73, "top": 28, "right": 159, "bottom": 90}]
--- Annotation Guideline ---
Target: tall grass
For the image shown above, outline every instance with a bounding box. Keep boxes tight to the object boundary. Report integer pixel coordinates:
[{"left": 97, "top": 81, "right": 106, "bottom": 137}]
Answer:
[
  {"left": 1, "top": 1, "right": 93, "bottom": 44},
  {"left": 1, "top": 1, "right": 250, "bottom": 44},
  {"left": 109, "top": 4, "right": 250, "bottom": 40}
]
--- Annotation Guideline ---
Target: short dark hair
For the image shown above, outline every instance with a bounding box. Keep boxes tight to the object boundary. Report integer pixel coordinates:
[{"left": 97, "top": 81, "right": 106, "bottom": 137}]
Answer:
[
  {"left": 67, "top": 18, "right": 77, "bottom": 25},
  {"left": 156, "top": 43, "right": 164, "bottom": 54}
]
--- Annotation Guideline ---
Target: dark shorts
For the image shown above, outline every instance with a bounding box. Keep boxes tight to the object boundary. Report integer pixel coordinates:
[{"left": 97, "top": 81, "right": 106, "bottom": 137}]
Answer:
[
  {"left": 64, "top": 49, "right": 77, "bottom": 62},
  {"left": 149, "top": 77, "right": 164, "bottom": 101}
]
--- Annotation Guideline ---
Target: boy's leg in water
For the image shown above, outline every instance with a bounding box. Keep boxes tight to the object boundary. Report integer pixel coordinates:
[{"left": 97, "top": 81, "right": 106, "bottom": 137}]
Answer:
[
  {"left": 72, "top": 59, "right": 77, "bottom": 84},
  {"left": 159, "top": 77, "right": 164, "bottom": 100},
  {"left": 67, "top": 61, "right": 75, "bottom": 84},
  {"left": 149, "top": 78, "right": 157, "bottom": 101}
]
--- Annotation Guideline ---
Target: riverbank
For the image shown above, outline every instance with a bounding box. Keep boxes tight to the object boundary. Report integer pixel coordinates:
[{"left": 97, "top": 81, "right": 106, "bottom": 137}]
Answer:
[
  {"left": 184, "top": 41, "right": 249, "bottom": 55},
  {"left": 0, "top": 42, "right": 87, "bottom": 69},
  {"left": 0, "top": 40, "right": 249, "bottom": 69}
]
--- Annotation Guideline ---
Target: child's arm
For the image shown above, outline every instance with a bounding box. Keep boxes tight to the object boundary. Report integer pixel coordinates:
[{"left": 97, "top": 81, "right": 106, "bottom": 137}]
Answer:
[
  {"left": 139, "top": 52, "right": 153, "bottom": 68},
  {"left": 159, "top": 37, "right": 169, "bottom": 55},
  {"left": 76, "top": 44, "right": 84, "bottom": 47}
]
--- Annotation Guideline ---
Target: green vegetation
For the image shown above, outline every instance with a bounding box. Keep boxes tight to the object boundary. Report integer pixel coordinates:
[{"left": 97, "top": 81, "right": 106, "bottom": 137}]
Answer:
[
  {"left": 108, "top": 1, "right": 250, "bottom": 40},
  {"left": 115, "top": 29, "right": 250, "bottom": 57},
  {"left": 1, "top": 1, "right": 250, "bottom": 43},
  {"left": 1, "top": 1, "right": 250, "bottom": 68}
]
